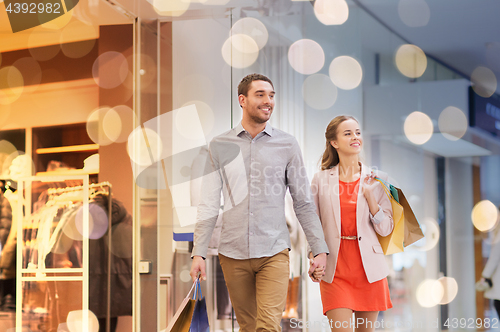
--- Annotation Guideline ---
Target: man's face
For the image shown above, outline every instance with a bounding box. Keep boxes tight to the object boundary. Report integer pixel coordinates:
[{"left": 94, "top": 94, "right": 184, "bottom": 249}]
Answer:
[{"left": 239, "top": 80, "right": 275, "bottom": 125}]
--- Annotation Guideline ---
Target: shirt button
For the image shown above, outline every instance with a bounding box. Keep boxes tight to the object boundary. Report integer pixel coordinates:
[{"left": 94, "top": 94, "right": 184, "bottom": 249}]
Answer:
[{"left": 358, "top": 237, "right": 362, "bottom": 241}]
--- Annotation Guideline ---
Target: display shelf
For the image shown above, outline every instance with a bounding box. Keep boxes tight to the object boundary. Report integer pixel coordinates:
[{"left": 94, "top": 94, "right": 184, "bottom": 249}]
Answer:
[{"left": 36, "top": 144, "right": 99, "bottom": 154}]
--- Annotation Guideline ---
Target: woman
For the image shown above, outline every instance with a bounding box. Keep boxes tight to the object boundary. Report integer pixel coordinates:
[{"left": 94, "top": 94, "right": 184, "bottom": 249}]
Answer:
[
  {"left": 479, "top": 214, "right": 500, "bottom": 319},
  {"left": 309, "top": 115, "right": 393, "bottom": 332}
]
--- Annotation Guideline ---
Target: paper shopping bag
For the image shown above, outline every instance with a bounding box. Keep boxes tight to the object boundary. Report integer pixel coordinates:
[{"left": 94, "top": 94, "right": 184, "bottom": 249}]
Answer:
[
  {"left": 166, "top": 281, "right": 197, "bottom": 332},
  {"left": 396, "top": 188, "right": 424, "bottom": 247},
  {"left": 374, "top": 178, "right": 405, "bottom": 255},
  {"left": 190, "top": 279, "right": 210, "bottom": 332}
]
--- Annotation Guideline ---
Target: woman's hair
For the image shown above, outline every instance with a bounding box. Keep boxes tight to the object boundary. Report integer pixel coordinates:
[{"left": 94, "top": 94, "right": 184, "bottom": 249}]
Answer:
[{"left": 320, "top": 115, "right": 359, "bottom": 170}]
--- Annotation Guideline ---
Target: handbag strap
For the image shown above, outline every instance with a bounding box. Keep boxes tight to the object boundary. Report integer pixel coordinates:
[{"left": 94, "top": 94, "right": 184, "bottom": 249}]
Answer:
[
  {"left": 186, "top": 279, "right": 197, "bottom": 300},
  {"left": 374, "top": 177, "right": 399, "bottom": 203}
]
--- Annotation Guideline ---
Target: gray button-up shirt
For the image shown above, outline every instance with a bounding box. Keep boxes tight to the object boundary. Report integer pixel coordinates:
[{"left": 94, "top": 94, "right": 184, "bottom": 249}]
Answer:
[{"left": 192, "top": 122, "right": 329, "bottom": 259}]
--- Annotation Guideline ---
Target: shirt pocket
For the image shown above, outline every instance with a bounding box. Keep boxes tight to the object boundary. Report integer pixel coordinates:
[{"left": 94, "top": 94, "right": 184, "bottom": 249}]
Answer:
[{"left": 372, "top": 245, "right": 384, "bottom": 254}]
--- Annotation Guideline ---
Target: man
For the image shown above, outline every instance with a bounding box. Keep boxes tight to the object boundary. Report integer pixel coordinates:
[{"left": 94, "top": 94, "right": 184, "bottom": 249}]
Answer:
[{"left": 190, "top": 73, "right": 328, "bottom": 332}]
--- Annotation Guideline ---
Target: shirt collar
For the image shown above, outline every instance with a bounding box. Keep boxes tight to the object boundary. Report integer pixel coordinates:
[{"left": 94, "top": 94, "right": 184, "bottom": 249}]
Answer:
[{"left": 235, "top": 122, "right": 273, "bottom": 137}]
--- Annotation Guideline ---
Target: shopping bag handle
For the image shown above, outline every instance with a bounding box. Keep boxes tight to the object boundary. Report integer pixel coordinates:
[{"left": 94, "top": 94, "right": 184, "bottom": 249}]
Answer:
[{"left": 192, "top": 278, "right": 203, "bottom": 300}]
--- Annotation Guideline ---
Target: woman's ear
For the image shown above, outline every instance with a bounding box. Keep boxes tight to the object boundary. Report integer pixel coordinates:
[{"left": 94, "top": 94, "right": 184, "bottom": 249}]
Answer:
[{"left": 330, "top": 140, "right": 338, "bottom": 149}]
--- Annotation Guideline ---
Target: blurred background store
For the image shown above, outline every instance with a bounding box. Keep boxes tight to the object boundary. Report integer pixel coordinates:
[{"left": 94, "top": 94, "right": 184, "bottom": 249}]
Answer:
[{"left": 0, "top": 0, "right": 500, "bottom": 331}]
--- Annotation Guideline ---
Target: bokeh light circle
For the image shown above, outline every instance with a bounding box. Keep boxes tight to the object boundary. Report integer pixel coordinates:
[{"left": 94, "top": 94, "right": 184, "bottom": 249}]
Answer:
[
  {"left": 61, "top": 22, "right": 98, "bottom": 59},
  {"left": 314, "top": 0, "right": 349, "bottom": 25},
  {"left": 438, "top": 106, "right": 467, "bottom": 141},
  {"left": 92, "top": 52, "right": 129, "bottom": 89},
  {"left": 471, "top": 200, "right": 499, "bottom": 232},
  {"left": 471, "top": 66, "right": 497, "bottom": 98},
  {"left": 86, "top": 107, "right": 114, "bottom": 146},
  {"left": 12, "top": 57, "right": 42, "bottom": 93},
  {"left": 127, "top": 127, "right": 164, "bottom": 166},
  {"left": 404, "top": 111, "right": 433, "bottom": 145},
  {"left": 180, "top": 269, "right": 192, "bottom": 282},
  {"left": 230, "top": 18, "right": 269, "bottom": 50},
  {"left": 395, "top": 44, "right": 427, "bottom": 78},
  {"left": 103, "top": 105, "right": 136, "bottom": 143},
  {"left": 302, "top": 74, "right": 338, "bottom": 110},
  {"left": 415, "top": 217, "right": 440, "bottom": 252},
  {"left": 288, "top": 39, "right": 325, "bottom": 75},
  {"left": 416, "top": 279, "right": 442, "bottom": 308},
  {"left": 221, "top": 34, "right": 259, "bottom": 69},
  {"left": 0, "top": 67, "right": 24, "bottom": 105},
  {"left": 76, "top": 204, "right": 109, "bottom": 240},
  {"left": 0, "top": 141, "right": 18, "bottom": 177},
  {"left": 398, "top": 0, "right": 430, "bottom": 27},
  {"left": 51, "top": 232, "right": 74, "bottom": 254},
  {"left": 182, "top": 101, "right": 215, "bottom": 137},
  {"left": 63, "top": 209, "right": 83, "bottom": 241},
  {"left": 66, "top": 309, "right": 99, "bottom": 332},
  {"left": 152, "top": 0, "right": 189, "bottom": 17},
  {"left": 41, "top": 9, "right": 73, "bottom": 30},
  {"left": 435, "top": 277, "right": 458, "bottom": 305},
  {"left": 329, "top": 56, "right": 363, "bottom": 90}
]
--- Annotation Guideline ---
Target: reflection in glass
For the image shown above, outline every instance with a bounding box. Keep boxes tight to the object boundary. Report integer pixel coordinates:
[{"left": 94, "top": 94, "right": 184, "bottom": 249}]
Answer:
[
  {"left": 403, "top": 111, "right": 433, "bottom": 145},
  {"left": 398, "top": 0, "right": 430, "bottom": 27},
  {"left": 471, "top": 66, "right": 497, "bottom": 98},
  {"left": 471, "top": 200, "right": 499, "bottom": 232},
  {"left": 29, "top": 32, "right": 61, "bottom": 61},
  {"left": 230, "top": 18, "right": 269, "bottom": 50},
  {"left": 314, "top": 0, "right": 349, "bottom": 25},
  {"left": 288, "top": 39, "right": 325, "bottom": 75},
  {"left": 104, "top": 105, "right": 136, "bottom": 143},
  {"left": 302, "top": 74, "right": 338, "bottom": 110},
  {"left": 329, "top": 56, "right": 363, "bottom": 90},
  {"left": 181, "top": 101, "right": 215, "bottom": 137},
  {"left": 127, "top": 127, "right": 164, "bottom": 167},
  {"left": 438, "top": 106, "right": 467, "bottom": 141},
  {"left": 221, "top": 34, "right": 259, "bottom": 69},
  {"left": 395, "top": 44, "right": 427, "bottom": 78}
]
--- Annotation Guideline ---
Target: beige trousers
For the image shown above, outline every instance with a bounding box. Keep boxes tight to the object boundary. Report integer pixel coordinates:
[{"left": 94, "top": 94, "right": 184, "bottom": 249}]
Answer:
[{"left": 219, "top": 249, "right": 290, "bottom": 332}]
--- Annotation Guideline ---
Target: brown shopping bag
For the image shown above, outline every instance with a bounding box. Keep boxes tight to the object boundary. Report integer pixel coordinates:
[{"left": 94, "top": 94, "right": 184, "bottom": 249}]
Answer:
[
  {"left": 166, "top": 280, "right": 197, "bottom": 332},
  {"left": 396, "top": 188, "right": 424, "bottom": 247},
  {"left": 374, "top": 178, "right": 405, "bottom": 255}
]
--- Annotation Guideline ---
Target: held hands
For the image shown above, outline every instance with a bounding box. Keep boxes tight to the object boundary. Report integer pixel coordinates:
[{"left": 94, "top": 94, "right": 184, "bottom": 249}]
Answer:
[
  {"left": 308, "top": 253, "right": 326, "bottom": 283},
  {"left": 190, "top": 256, "right": 207, "bottom": 282}
]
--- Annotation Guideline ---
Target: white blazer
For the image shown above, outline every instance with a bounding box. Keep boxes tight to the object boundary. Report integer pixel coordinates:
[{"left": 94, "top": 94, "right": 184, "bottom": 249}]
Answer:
[
  {"left": 311, "top": 163, "right": 394, "bottom": 284},
  {"left": 483, "top": 227, "right": 500, "bottom": 300}
]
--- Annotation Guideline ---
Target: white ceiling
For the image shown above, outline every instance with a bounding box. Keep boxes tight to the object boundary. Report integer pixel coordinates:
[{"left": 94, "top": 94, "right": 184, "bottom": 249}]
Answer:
[{"left": 356, "top": 0, "right": 500, "bottom": 81}]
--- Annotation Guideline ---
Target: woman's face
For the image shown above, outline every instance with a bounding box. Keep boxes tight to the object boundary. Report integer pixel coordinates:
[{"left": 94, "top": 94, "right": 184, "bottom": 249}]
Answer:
[{"left": 330, "top": 119, "right": 362, "bottom": 155}]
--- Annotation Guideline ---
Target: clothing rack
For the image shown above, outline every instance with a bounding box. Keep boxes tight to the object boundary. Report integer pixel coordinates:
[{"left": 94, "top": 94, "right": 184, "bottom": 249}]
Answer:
[{"left": 17, "top": 176, "right": 114, "bottom": 332}]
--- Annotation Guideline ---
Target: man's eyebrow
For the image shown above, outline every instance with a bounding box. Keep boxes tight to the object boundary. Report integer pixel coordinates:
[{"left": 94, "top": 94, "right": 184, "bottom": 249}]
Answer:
[{"left": 254, "top": 90, "right": 275, "bottom": 94}]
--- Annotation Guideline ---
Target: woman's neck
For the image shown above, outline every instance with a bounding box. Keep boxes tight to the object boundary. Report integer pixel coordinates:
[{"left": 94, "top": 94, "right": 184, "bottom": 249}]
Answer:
[{"left": 338, "top": 157, "right": 360, "bottom": 182}]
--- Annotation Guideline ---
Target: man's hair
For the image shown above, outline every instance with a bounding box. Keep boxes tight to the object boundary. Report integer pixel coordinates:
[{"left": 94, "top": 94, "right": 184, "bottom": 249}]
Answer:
[{"left": 237, "top": 73, "right": 274, "bottom": 97}]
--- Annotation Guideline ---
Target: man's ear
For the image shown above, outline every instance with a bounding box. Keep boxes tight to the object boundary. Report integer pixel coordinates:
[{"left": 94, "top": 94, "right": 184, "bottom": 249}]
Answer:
[{"left": 238, "top": 94, "right": 245, "bottom": 108}]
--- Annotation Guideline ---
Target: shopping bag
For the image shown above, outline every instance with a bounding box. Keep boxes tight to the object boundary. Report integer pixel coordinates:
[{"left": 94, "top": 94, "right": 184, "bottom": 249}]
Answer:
[
  {"left": 190, "top": 279, "right": 210, "bottom": 332},
  {"left": 374, "top": 178, "right": 404, "bottom": 255},
  {"left": 166, "top": 280, "right": 197, "bottom": 332},
  {"left": 396, "top": 188, "right": 424, "bottom": 246}
]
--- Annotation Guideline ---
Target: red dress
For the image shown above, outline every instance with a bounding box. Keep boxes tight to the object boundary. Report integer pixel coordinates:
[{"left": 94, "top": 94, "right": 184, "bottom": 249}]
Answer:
[{"left": 320, "top": 179, "right": 392, "bottom": 314}]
